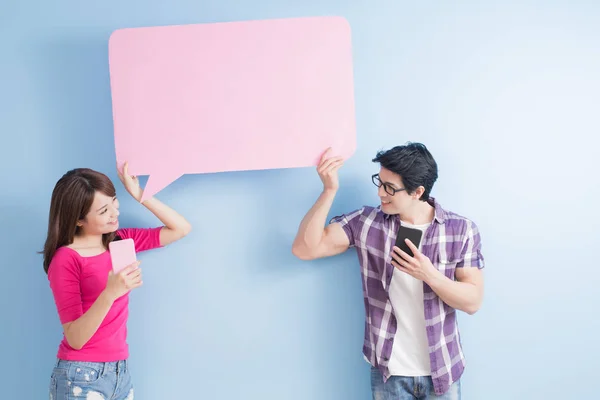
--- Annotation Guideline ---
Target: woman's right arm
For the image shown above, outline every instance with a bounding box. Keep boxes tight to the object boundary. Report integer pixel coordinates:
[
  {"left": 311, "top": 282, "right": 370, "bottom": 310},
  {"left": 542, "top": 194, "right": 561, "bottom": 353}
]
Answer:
[{"left": 61, "top": 290, "right": 115, "bottom": 350}]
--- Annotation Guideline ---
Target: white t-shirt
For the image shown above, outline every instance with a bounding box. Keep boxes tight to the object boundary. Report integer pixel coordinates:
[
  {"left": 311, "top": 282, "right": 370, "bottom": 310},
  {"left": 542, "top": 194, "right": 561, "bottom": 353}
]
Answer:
[{"left": 387, "top": 220, "right": 432, "bottom": 376}]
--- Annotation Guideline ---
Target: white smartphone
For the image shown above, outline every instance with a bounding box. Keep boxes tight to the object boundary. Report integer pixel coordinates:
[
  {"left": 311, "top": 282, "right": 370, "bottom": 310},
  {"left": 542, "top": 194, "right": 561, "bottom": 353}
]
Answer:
[{"left": 109, "top": 238, "right": 137, "bottom": 273}]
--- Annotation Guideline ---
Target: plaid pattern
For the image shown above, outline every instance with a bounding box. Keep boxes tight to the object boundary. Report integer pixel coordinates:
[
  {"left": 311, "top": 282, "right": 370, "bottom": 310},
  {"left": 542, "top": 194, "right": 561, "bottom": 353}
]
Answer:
[{"left": 330, "top": 198, "right": 484, "bottom": 395}]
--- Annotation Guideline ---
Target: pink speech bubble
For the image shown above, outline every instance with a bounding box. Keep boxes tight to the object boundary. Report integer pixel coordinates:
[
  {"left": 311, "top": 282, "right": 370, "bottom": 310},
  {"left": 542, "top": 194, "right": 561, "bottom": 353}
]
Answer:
[{"left": 108, "top": 17, "right": 356, "bottom": 202}]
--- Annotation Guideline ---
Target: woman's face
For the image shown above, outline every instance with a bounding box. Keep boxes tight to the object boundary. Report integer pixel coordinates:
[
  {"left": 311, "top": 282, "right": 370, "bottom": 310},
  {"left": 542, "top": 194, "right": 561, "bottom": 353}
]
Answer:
[{"left": 78, "top": 191, "right": 120, "bottom": 236}]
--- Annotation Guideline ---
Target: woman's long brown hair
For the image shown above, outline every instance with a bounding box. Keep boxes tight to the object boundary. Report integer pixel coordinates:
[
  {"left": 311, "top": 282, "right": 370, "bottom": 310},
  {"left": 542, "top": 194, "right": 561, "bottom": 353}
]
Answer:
[{"left": 42, "top": 168, "right": 117, "bottom": 274}]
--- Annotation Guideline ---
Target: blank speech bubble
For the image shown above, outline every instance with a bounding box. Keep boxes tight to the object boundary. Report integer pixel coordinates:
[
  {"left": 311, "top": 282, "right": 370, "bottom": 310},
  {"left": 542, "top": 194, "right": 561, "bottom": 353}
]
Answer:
[{"left": 108, "top": 16, "right": 356, "bottom": 202}]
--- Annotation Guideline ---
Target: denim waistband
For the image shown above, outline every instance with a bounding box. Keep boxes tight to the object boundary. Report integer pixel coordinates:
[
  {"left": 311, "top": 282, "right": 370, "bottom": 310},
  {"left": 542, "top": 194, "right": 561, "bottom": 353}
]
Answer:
[{"left": 54, "top": 358, "right": 128, "bottom": 376}]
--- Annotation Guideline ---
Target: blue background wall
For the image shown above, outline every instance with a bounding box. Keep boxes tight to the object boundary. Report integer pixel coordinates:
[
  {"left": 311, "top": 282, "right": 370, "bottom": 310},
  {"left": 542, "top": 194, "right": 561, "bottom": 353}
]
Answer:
[{"left": 2, "top": 1, "right": 599, "bottom": 399}]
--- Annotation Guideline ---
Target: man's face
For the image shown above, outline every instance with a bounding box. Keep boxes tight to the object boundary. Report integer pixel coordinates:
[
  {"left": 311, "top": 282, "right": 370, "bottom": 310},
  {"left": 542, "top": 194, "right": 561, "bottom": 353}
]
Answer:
[{"left": 374, "top": 167, "right": 415, "bottom": 215}]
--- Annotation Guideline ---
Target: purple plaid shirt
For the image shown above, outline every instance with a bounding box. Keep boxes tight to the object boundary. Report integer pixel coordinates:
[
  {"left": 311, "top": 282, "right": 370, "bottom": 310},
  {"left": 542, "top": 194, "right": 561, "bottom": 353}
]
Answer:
[{"left": 330, "top": 198, "right": 484, "bottom": 395}]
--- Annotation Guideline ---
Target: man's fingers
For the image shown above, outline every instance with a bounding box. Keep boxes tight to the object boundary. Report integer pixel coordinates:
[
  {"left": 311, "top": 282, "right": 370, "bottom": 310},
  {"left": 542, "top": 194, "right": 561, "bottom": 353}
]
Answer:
[
  {"left": 319, "top": 147, "right": 332, "bottom": 164},
  {"left": 318, "top": 157, "right": 344, "bottom": 173},
  {"left": 404, "top": 239, "right": 422, "bottom": 257},
  {"left": 323, "top": 160, "right": 344, "bottom": 174}
]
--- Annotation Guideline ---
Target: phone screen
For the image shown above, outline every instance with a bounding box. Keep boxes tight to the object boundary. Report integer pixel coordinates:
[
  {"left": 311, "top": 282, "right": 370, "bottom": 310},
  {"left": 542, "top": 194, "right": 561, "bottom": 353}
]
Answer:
[
  {"left": 109, "top": 238, "right": 137, "bottom": 273},
  {"left": 394, "top": 225, "right": 423, "bottom": 260}
]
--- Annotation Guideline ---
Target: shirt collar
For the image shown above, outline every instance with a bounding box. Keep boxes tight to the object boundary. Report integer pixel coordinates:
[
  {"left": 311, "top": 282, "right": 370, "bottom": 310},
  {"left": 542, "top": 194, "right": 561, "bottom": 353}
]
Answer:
[{"left": 380, "top": 197, "right": 447, "bottom": 224}]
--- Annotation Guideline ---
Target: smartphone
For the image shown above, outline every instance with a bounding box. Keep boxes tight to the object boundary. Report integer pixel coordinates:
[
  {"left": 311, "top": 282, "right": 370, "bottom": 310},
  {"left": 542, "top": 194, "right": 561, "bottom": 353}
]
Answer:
[
  {"left": 394, "top": 225, "right": 423, "bottom": 260},
  {"left": 109, "top": 238, "right": 137, "bottom": 273}
]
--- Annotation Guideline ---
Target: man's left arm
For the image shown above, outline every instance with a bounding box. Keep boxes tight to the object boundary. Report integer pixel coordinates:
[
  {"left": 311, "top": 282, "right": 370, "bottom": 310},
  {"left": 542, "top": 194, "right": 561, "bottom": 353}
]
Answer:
[
  {"left": 426, "top": 264, "right": 484, "bottom": 315},
  {"left": 392, "top": 224, "right": 485, "bottom": 315}
]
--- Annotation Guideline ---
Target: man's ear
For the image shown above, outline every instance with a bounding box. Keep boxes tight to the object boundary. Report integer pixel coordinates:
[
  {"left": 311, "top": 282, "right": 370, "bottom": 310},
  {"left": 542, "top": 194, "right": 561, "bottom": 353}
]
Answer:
[{"left": 413, "top": 186, "right": 425, "bottom": 200}]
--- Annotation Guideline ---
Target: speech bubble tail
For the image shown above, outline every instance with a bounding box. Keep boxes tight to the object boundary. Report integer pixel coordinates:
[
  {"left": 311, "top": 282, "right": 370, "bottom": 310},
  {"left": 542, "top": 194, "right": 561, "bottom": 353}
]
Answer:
[{"left": 140, "top": 171, "right": 184, "bottom": 203}]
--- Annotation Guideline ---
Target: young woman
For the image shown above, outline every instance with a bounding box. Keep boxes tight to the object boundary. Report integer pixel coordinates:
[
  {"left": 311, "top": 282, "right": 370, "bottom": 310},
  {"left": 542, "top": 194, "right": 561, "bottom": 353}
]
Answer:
[{"left": 43, "top": 163, "right": 191, "bottom": 400}]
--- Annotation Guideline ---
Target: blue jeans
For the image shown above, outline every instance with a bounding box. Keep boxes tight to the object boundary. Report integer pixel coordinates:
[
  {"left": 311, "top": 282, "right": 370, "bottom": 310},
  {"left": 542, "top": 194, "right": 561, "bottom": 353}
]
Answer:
[
  {"left": 371, "top": 367, "right": 461, "bottom": 400},
  {"left": 49, "top": 359, "right": 134, "bottom": 400}
]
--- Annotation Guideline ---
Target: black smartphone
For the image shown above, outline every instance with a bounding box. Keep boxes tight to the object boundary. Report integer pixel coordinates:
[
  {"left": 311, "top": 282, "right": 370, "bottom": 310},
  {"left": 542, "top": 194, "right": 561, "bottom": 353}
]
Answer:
[{"left": 394, "top": 225, "right": 423, "bottom": 260}]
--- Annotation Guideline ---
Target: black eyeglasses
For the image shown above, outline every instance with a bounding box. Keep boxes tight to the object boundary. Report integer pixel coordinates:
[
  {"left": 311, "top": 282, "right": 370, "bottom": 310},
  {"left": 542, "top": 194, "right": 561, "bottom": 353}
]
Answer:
[{"left": 372, "top": 174, "right": 406, "bottom": 196}]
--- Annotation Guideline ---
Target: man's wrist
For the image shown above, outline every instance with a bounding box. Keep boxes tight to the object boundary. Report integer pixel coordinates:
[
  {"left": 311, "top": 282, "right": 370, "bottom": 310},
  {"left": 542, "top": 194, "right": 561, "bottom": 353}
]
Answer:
[{"left": 425, "top": 268, "right": 445, "bottom": 288}]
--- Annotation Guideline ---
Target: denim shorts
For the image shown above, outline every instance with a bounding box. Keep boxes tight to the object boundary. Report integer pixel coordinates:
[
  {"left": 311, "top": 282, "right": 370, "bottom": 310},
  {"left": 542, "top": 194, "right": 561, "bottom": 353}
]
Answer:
[{"left": 49, "top": 359, "right": 134, "bottom": 400}]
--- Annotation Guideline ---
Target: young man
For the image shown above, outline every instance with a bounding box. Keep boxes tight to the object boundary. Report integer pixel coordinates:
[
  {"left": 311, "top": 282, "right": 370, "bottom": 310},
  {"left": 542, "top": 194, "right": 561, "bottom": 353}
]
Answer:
[{"left": 292, "top": 142, "right": 484, "bottom": 399}]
